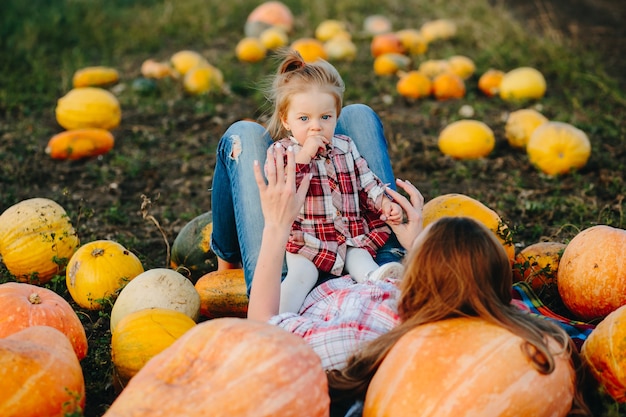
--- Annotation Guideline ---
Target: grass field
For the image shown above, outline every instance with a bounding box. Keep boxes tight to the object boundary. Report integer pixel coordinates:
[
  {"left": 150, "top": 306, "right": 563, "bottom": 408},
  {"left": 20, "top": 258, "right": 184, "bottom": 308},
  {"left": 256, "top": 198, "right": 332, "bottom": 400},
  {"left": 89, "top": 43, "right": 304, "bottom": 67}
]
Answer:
[{"left": 1, "top": 0, "right": 625, "bottom": 415}]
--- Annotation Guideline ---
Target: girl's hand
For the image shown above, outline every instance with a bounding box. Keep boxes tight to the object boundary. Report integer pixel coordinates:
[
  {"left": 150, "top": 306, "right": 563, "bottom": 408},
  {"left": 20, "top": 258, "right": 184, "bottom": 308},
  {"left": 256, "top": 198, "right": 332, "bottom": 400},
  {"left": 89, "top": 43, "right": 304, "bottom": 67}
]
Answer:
[
  {"left": 383, "top": 179, "right": 425, "bottom": 250},
  {"left": 299, "top": 135, "right": 327, "bottom": 162}
]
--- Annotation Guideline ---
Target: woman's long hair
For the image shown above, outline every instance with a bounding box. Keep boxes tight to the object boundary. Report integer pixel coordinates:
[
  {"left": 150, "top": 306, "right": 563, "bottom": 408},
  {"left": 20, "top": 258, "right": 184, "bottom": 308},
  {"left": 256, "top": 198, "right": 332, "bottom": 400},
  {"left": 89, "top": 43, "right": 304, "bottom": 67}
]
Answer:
[{"left": 328, "top": 216, "right": 591, "bottom": 415}]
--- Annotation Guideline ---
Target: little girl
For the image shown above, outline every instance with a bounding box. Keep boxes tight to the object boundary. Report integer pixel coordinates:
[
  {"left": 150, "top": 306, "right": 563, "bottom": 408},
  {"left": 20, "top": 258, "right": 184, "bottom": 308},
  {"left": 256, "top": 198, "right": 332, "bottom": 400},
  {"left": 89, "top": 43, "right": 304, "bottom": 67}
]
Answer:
[{"left": 265, "top": 49, "right": 404, "bottom": 313}]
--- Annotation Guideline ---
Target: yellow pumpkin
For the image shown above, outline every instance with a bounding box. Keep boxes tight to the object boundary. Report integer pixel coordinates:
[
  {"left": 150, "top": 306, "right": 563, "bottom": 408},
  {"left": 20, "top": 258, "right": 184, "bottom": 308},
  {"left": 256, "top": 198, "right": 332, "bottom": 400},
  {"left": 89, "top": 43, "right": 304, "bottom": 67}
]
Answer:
[
  {"left": 111, "top": 308, "right": 196, "bottom": 385},
  {"left": 315, "top": 19, "right": 347, "bottom": 42},
  {"left": 110, "top": 268, "right": 200, "bottom": 332},
  {"left": 259, "top": 26, "right": 289, "bottom": 50},
  {"left": 447, "top": 55, "right": 475, "bottom": 80},
  {"left": 194, "top": 269, "right": 248, "bottom": 319},
  {"left": 363, "top": 15, "right": 392, "bottom": 36},
  {"left": 55, "top": 87, "right": 121, "bottom": 130},
  {"left": 183, "top": 65, "right": 224, "bottom": 95},
  {"left": 395, "top": 29, "right": 427, "bottom": 55},
  {"left": 364, "top": 317, "right": 575, "bottom": 416},
  {"left": 418, "top": 59, "right": 451, "bottom": 79},
  {"left": 170, "top": 50, "right": 208, "bottom": 76},
  {"left": 422, "top": 193, "right": 515, "bottom": 261},
  {"left": 420, "top": 19, "right": 457, "bottom": 43},
  {"left": 290, "top": 38, "right": 328, "bottom": 63},
  {"left": 66, "top": 240, "right": 144, "bottom": 310},
  {"left": 526, "top": 121, "right": 591, "bottom": 175},
  {"left": 504, "top": 108, "right": 549, "bottom": 149},
  {"left": 0, "top": 198, "right": 79, "bottom": 284},
  {"left": 396, "top": 70, "right": 432, "bottom": 99},
  {"left": 45, "top": 128, "right": 115, "bottom": 160},
  {"left": 235, "top": 37, "right": 267, "bottom": 63},
  {"left": 324, "top": 37, "right": 357, "bottom": 62},
  {"left": 373, "top": 53, "right": 411, "bottom": 76},
  {"left": 72, "top": 66, "right": 119, "bottom": 88},
  {"left": 437, "top": 119, "right": 494, "bottom": 159},
  {"left": 499, "top": 67, "right": 547, "bottom": 101}
]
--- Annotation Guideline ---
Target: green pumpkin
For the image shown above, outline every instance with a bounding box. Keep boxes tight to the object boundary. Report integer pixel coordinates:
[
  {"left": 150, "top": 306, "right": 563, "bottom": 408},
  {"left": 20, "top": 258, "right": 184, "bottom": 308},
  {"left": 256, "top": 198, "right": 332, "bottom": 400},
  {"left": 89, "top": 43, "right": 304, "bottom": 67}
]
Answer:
[{"left": 170, "top": 211, "right": 217, "bottom": 283}]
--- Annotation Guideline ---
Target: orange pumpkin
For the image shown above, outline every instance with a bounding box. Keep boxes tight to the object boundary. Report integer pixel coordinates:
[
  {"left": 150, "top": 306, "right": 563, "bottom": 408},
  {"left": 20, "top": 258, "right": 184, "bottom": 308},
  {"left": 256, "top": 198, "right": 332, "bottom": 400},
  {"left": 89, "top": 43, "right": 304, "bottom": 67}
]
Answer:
[
  {"left": 244, "top": 1, "right": 294, "bottom": 37},
  {"left": 477, "top": 68, "right": 504, "bottom": 97},
  {"left": 370, "top": 32, "right": 406, "bottom": 58},
  {"left": 0, "top": 282, "right": 88, "bottom": 360},
  {"left": 103, "top": 318, "right": 329, "bottom": 417},
  {"left": 396, "top": 70, "right": 432, "bottom": 99},
  {"left": 0, "top": 197, "right": 80, "bottom": 284},
  {"left": 45, "top": 128, "right": 114, "bottom": 160},
  {"left": 513, "top": 241, "right": 566, "bottom": 294},
  {"left": 432, "top": 72, "right": 466, "bottom": 100},
  {"left": 195, "top": 269, "right": 249, "bottom": 319},
  {"left": 72, "top": 66, "right": 119, "bottom": 88},
  {"left": 364, "top": 317, "right": 575, "bottom": 416},
  {"left": 558, "top": 225, "right": 626, "bottom": 321},
  {"left": 291, "top": 38, "right": 328, "bottom": 62},
  {"left": 140, "top": 59, "right": 174, "bottom": 79},
  {"left": 581, "top": 304, "right": 626, "bottom": 402},
  {"left": 0, "top": 326, "right": 85, "bottom": 417}
]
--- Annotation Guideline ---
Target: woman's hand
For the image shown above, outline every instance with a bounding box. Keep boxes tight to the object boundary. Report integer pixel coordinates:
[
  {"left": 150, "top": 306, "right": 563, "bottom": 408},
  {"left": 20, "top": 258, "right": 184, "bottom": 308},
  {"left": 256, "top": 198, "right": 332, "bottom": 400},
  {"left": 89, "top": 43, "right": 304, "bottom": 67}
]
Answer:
[{"left": 384, "top": 179, "right": 425, "bottom": 250}]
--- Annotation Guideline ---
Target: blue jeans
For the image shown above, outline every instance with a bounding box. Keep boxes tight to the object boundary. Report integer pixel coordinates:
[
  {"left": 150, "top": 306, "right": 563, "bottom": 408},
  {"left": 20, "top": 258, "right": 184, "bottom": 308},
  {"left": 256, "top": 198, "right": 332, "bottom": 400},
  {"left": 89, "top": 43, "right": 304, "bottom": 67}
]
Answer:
[{"left": 210, "top": 104, "right": 406, "bottom": 293}]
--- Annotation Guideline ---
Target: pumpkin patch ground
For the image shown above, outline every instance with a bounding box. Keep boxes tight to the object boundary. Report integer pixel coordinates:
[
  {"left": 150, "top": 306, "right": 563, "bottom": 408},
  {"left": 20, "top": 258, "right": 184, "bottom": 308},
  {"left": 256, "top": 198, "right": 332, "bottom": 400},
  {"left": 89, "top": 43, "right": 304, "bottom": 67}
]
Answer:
[{"left": 1, "top": 0, "right": 625, "bottom": 416}]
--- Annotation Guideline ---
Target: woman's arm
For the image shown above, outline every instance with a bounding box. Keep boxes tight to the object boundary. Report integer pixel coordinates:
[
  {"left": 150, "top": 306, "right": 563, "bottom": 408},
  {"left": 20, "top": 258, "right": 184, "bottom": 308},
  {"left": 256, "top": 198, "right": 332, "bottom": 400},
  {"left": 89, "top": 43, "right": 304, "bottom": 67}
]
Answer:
[
  {"left": 384, "top": 179, "right": 425, "bottom": 250},
  {"left": 247, "top": 144, "right": 311, "bottom": 321}
]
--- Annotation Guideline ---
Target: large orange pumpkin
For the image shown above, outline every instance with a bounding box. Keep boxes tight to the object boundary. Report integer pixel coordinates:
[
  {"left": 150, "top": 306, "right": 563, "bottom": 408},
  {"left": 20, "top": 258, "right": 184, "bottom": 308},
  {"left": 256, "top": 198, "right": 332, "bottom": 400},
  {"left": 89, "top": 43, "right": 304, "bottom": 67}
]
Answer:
[
  {"left": 558, "top": 225, "right": 626, "bottom": 321},
  {"left": 103, "top": 318, "right": 329, "bottom": 417},
  {"left": 0, "top": 282, "right": 88, "bottom": 360},
  {"left": 45, "top": 128, "right": 115, "bottom": 160},
  {"left": 364, "top": 317, "right": 575, "bottom": 416},
  {"left": 244, "top": 1, "right": 294, "bottom": 37},
  {"left": 0, "top": 326, "right": 86, "bottom": 417},
  {"left": 0, "top": 197, "right": 80, "bottom": 284},
  {"left": 581, "top": 304, "right": 626, "bottom": 402}
]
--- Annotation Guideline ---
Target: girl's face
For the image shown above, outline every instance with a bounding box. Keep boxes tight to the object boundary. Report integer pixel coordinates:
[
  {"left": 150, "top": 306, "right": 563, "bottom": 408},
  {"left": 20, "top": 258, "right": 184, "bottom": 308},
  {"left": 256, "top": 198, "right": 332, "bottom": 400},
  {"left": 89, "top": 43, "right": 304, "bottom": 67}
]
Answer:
[{"left": 281, "top": 89, "right": 337, "bottom": 147}]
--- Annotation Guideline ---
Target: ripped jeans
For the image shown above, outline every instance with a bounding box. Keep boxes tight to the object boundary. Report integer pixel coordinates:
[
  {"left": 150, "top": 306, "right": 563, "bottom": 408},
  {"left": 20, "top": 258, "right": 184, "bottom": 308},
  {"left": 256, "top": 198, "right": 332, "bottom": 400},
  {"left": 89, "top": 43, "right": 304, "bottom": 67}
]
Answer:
[{"left": 210, "top": 104, "right": 406, "bottom": 294}]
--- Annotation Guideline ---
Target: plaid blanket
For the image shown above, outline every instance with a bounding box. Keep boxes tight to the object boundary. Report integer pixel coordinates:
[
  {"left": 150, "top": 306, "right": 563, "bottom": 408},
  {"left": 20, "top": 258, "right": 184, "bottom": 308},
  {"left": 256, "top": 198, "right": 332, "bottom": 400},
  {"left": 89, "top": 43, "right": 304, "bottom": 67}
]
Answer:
[{"left": 511, "top": 281, "right": 595, "bottom": 351}]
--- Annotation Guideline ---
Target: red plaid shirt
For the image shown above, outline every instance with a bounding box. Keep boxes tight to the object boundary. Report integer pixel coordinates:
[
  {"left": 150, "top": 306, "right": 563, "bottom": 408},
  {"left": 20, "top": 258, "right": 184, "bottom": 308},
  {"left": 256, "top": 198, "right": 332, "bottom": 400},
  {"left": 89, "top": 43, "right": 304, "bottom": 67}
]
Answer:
[{"left": 273, "top": 134, "right": 391, "bottom": 276}]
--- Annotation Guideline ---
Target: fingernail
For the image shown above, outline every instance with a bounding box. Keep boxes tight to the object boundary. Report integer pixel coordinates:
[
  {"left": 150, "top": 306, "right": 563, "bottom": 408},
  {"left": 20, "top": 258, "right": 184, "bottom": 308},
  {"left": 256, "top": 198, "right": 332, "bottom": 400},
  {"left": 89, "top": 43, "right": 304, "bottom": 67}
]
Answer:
[
  {"left": 254, "top": 160, "right": 259, "bottom": 166},
  {"left": 380, "top": 215, "right": 387, "bottom": 221},
  {"left": 287, "top": 145, "right": 293, "bottom": 152},
  {"left": 275, "top": 143, "right": 281, "bottom": 149}
]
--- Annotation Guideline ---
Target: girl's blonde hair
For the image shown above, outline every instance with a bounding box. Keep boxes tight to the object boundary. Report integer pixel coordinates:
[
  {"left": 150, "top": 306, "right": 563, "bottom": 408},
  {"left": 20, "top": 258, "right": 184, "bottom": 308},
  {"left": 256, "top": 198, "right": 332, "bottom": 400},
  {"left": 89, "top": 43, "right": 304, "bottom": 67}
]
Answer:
[
  {"left": 328, "top": 216, "right": 591, "bottom": 415},
  {"left": 264, "top": 49, "right": 345, "bottom": 140}
]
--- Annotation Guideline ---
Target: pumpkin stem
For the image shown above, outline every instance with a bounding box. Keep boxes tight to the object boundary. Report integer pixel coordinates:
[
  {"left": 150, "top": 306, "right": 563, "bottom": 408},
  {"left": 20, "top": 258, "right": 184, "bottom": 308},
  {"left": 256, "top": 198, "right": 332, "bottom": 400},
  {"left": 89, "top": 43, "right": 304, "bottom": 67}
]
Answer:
[
  {"left": 92, "top": 248, "right": 105, "bottom": 257},
  {"left": 28, "top": 292, "right": 42, "bottom": 304}
]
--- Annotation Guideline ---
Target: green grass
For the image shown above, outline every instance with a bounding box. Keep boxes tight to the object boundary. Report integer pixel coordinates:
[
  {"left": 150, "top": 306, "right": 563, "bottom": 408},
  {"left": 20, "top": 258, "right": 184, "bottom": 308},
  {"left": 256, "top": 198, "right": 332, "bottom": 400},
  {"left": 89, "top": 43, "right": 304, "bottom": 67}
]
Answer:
[{"left": 1, "top": 0, "right": 625, "bottom": 415}]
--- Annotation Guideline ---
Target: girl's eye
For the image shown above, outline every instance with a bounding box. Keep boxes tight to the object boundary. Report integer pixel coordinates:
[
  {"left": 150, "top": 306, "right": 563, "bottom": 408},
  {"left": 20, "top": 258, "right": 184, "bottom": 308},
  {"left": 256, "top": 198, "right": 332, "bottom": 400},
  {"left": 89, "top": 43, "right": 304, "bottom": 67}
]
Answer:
[
  {"left": 322, "top": 115, "right": 331, "bottom": 120},
  {"left": 299, "top": 116, "right": 308, "bottom": 121}
]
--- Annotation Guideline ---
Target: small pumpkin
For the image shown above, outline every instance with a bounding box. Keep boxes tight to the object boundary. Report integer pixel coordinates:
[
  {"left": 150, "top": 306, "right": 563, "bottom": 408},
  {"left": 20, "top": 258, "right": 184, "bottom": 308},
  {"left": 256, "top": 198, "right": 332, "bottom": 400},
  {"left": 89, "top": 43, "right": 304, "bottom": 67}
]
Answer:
[
  {"left": 0, "top": 326, "right": 85, "bottom": 417},
  {"left": 72, "top": 66, "right": 119, "bottom": 88},
  {"left": 183, "top": 64, "right": 224, "bottom": 95},
  {"left": 526, "top": 121, "right": 591, "bottom": 175},
  {"left": 363, "top": 15, "right": 392, "bottom": 36},
  {"left": 244, "top": 1, "right": 294, "bottom": 37},
  {"left": 581, "top": 304, "right": 626, "bottom": 402},
  {"left": 420, "top": 19, "right": 457, "bottom": 43},
  {"left": 55, "top": 87, "right": 121, "bottom": 131},
  {"left": 504, "top": 108, "right": 549, "bottom": 149},
  {"left": 396, "top": 70, "right": 432, "bottom": 99},
  {"left": 418, "top": 59, "right": 452, "bottom": 79},
  {"left": 290, "top": 38, "right": 328, "bottom": 63},
  {"left": 170, "top": 50, "right": 208, "bottom": 76},
  {"left": 0, "top": 282, "right": 88, "bottom": 360},
  {"left": 373, "top": 53, "right": 411, "bottom": 76},
  {"left": 170, "top": 211, "right": 217, "bottom": 282},
  {"left": 110, "top": 268, "right": 200, "bottom": 332},
  {"left": 111, "top": 308, "right": 197, "bottom": 385},
  {"left": 432, "top": 72, "right": 466, "bottom": 100},
  {"left": 364, "top": 317, "right": 575, "bottom": 416},
  {"left": 140, "top": 59, "right": 174, "bottom": 79},
  {"left": 235, "top": 37, "right": 267, "bottom": 63},
  {"left": 512, "top": 241, "right": 566, "bottom": 302},
  {"left": 437, "top": 119, "right": 494, "bottom": 159},
  {"left": 422, "top": 193, "right": 515, "bottom": 261},
  {"left": 195, "top": 269, "right": 248, "bottom": 319},
  {"left": 447, "top": 55, "right": 475, "bottom": 80},
  {"left": 477, "top": 68, "right": 505, "bottom": 97},
  {"left": 324, "top": 37, "right": 357, "bottom": 62},
  {"left": 66, "top": 240, "right": 144, "bottom": 310},
  {"left": 45, "top": 128, "right": 114, "bottom": 160},
  {"left": 499, "top": 67, "right": 547, "bottom": 101},
  {"left": 103, "top": 318, "right": 329, "bottom": 417},
  {"left": 259, "top": 26, "right": 289, "bottom": 50},
  {"left": 370, "top": 32, "right": 406, "bottom": 58},
  {"left": 315, "top": 19, "right": 347, "bottom": 42},
  {"left": 558, "top": 225, "right": 626, "bottom": 321},
  {"left": 395, "top": 29, "right": 427, "bottom": 56},
  {"left": 0, "top": 197, "right": 79, "bottom": 284}
]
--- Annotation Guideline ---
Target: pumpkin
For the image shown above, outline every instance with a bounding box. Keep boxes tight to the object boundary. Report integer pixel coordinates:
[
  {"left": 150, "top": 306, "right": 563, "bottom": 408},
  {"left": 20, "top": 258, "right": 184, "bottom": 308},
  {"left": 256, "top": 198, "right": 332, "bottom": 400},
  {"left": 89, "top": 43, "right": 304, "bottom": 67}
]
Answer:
[
  {"left": 183, "top": 64, "right": 224, "bottom": 95},
  {"left": 370, "top": 32, "right": 406, "bottom": 58},
  {"left": 504, "top": 108, "right": 549, "bottom": 149},
  {"left": 477, "top": 68, "right": 505, "bottom": 97},
  {"left": 0, "top": 282, "right": 88, "bottom": 360},
  {"left": 140, "top": 59, "right": 173, "bottom": 79},
  {"left": 395, "top": 29, "right": 428, "bottom": 55},
  {"left": 45, "top": 128, "right": 115, "bottom": 160},
  {"left": 437, "top": 119, "right": 494, "bottom": 159},
  {"left": 170, "top": 50, "right": 208, "bottom": 76},
  {"left": 170, "top": 211, "right": 217, "bottom": 282},
  {"left": 512, "top": 241, "right": 566, "bottom": 302},
  {"left": 418, "top": 59, "right": 452, "bottom": 79},
  {"left": 55, "top": 87, "right": 121, "bottom": 130},
  {"left": 103, "top": 318, "right": 329, "bottom": 417},
  {"left": 447, "top": 55, "right": 476, "bottom": 80},
  {"left": 526, "top": 121, "right": 591, "bottom": 175},
  {"left": 72, "top": 66, "right": 119, "bottom": 88},
  {"left": 499, "top": 67, "right": 547, "bottom": 101},
  {"left": 315, "top": 19, "right": 347, "bottom": 42},
  {"left": 422, "top": 193, "right": 515, "bottom": 261},
  {"left": 0, "top": 197, "right": 79, "bottom": 284},
  {"left": 373, "top": 53, "right": 411, "bottom": 76},
  {"left": 363, "top": 15, "right": 392, "bottom": 36},
  {"left": 244, "top": 1, "right": 294, "bottom": 37},
  {"left": 235, "top": 37, "right": 267, "bottom": 63},
  {"left": 0, "top": 326, "right": 85, "bottom": 417},
  {"left": 110, "top": 268, "right": 200, "bottom": 332},
  {"left": 420, "top": 19, "right": 457, "bottom": 42},
  {"left": 290, "top": 38, "right": 328, "bottom": 63},
  {"left": 432, "top": 72, "right": 466, "bottom": 100},
  {"left": 66, "top": 240, "right": 144, "bottom": 310},
  {"left": 195, "top": 269, "right": 248, "bottom": 319},
  {"left": 396, "top": 70, "right": 432, "bottom": 99},
  {"left": 581, "top": 304, "right": 626, "bottom": 402},
  {"left": 558, "top": 225, "right": 626, "bottom": 321},
  {"left": 111, "top": 308, "right": 196, "bottom": 385},
  {"left": 259, "top": 26, "right": 289, "bottom": 50},
  {"left": 324, "top": 37, "right": 357, "bottom": 62},
  {"left": 364, "top": 317, "right": 575, "bottom": 416}
]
